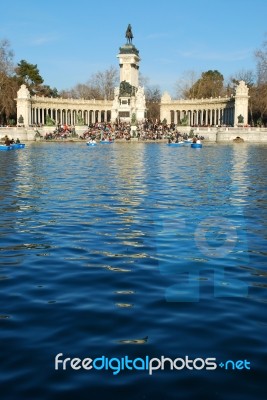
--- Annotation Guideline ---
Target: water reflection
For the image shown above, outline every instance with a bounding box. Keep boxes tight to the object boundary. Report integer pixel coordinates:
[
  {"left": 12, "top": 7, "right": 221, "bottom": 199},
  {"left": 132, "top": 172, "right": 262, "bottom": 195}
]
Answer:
[
  {"left": 230, "top": 144, "right": 249, "bottom": 206},
  {"left": 1, "top": 143, "right": 267, "bottom": 400},
  {"left": 113, "top": 144, "right": 148, "bottom": 209}
]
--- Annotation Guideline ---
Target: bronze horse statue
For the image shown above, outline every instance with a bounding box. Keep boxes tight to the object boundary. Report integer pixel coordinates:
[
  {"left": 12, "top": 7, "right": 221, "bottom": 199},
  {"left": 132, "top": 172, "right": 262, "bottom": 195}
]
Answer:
[{"left": 125, "top": 24, "right": 133, "bottom": 44}]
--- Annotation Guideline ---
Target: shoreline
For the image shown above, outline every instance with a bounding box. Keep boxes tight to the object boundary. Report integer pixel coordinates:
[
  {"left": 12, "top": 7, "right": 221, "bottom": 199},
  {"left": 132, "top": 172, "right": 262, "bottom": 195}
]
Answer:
[
  {"left": 1, "top": 126, "right": 267, "bottom": 143},
  {"left": 1, "top": 139, "right": 267, "bottom": 146}
]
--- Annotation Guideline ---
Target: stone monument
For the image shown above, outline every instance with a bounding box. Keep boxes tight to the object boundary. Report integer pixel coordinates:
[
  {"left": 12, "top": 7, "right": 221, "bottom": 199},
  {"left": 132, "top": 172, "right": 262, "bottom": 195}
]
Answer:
[
  {"left": 234, "top": 80, "right": 249, "bottom": 126},
  {"left": 16, "top": 84, "right": 31, "bottom": 127},
  {"left": 111, "top": 25, "right": 146, "bottom": 129}
]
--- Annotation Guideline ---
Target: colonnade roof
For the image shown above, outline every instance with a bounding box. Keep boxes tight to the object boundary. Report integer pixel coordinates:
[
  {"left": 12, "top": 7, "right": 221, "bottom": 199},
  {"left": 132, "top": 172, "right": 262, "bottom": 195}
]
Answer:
[
  {"left": 161, "top": 95, "right": 234, "bottom": 106},
  {"left": 29, "top": 96, "right": 113, "bottom": 106}
]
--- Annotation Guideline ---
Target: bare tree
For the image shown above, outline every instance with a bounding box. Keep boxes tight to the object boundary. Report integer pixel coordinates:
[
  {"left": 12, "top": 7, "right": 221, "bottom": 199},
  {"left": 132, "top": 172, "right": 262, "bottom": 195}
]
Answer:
[
  {"left": 228, "top": 69, "right": 255, "bottom": 88},
  {"left": 175, "top": 70, "right": 199, "bottom": 99},
  {"left": 253, "top": 34, "right": 267, "bottom": 124},
  {"left": 139, "top": 72, "right": 150, "bottom": 88},
  {"left": 255, "top": 35, "right": 267, "bottom": 84},
  {"left": 87, "top": 65, "right": 119, "bottom": 100},
  {"left": 250, "top": 84, "right": 267, "bottom": 125},
  {"left": 0, "top": 39, "right": 18, "bottom": 123},
  {"left": 145, "top": 85, "right": 161, "bottom": 121},
  {"left": 227, "top": 69, "right": 255, "bottom": 123},
  {"left": 0, "top": 39, "right": 14, "bottom": 75}
]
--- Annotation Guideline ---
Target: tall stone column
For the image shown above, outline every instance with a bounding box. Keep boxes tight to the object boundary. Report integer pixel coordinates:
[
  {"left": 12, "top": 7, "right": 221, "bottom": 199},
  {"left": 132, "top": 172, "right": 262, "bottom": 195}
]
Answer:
[
  {"left": 16, "top": 85, "right": 31, "bottom": 126},
  {"left": 112, "top": 27, "right": 146, "bottom": 124},
  {"left": 234, "top": 81, "right": 249, "bottom": 126},
  {"left": 160, "top": 92, "right": 172, "bottom": 124}
]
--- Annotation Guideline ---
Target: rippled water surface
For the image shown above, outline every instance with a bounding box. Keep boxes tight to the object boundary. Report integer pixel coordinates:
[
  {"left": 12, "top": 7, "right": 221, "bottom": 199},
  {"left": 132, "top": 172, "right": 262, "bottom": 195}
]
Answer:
[{"left": 0, "top": 142, "right": 267, "bottom": 400}]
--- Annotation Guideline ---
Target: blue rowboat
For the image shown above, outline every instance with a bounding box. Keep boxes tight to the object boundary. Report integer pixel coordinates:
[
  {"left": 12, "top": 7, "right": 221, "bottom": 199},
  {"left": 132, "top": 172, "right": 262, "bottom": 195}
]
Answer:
[
  {"left": 167, "top": 142, "right": 185, "bottom": 147},
  {"left": 86, "top": 142, "right": 97, "bottom": 146},
  {"left": 0, "top": 145, "right": 14, "bottom": 151},
  {"left": 191, "top": 143, "right": 202, "bottom": 148},
  {"left": 10, "top": 143, "right": 25, "bottom": 149}
]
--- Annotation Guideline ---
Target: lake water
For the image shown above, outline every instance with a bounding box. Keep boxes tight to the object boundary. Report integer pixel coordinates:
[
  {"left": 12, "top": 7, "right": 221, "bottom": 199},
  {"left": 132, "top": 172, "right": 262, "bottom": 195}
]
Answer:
[{"left": 0, "top": 142, "right": 266, "bottom": 400}]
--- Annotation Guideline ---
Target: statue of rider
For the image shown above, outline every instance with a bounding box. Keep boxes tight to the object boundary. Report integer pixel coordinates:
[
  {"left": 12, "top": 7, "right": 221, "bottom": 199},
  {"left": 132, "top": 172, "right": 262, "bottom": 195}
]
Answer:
[{"left": 125, "top": 24, "right": 133, "bottom": 44}]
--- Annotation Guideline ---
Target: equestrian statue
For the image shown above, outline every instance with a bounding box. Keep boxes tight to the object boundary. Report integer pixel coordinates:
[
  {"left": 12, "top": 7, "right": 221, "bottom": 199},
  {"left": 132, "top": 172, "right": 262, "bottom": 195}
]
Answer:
[{"left": 125, "top": 24, "right": 133, "bottom": 44}]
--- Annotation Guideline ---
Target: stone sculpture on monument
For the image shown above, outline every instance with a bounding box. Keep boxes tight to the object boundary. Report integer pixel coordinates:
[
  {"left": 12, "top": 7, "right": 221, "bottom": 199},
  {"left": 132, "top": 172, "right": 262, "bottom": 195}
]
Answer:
[
  {"left": 111, "top": 25, "right": 146, "bottom": 127},
  {"left": 125, "top": 24, "right": 133, "bottom": 44}
]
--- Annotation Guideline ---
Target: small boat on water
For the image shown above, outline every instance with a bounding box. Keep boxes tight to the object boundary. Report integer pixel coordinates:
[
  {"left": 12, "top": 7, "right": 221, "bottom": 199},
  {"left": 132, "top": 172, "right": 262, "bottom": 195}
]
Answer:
[
  {"left": 0, "top": 145, "right": 13, "bottom": 151},
  {"left": 0, "top": 143, "right": 26, "bottom": 151},
  {"left": 11, "top": 143, "right": 26, "bottom": 149},
  {"left": 167, "top": 142, "right": 185, "bottom": 147},
  {"left": 191, "top": 143, "right": 202, "bottom": 149},
  {"left": 86, "top": 142, "right": 97, "bottom": 146},
  {"left": 100, "top": 140, "right": 114, "bottom": 144}
]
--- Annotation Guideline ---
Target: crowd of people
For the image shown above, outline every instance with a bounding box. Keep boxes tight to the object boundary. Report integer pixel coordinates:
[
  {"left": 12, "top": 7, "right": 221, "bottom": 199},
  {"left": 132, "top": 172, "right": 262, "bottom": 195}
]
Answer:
[
  {"left": 2, "top": 120, "right": 205, "bottom": 143},
  {"left": 77, "top": 121, "right": 204, "bottom": 142},
  {"left": 43, "top": 124, "right": 77, "bottom": 140}
]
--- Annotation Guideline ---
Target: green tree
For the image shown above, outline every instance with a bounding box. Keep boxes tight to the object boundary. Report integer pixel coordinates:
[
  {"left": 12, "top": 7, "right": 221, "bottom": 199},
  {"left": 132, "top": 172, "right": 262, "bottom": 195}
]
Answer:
[
  {"left": 15, "top": 59, "right": 59, "bottom": 98},
  {"left": 15, "top": 59, "right": 44, "bottom": 94},
  {"left": 38, "top": 85, "right": 59, "bottom": 98},
  {"left": 185, "top": 70, "right": 224, "bottom": 99}
]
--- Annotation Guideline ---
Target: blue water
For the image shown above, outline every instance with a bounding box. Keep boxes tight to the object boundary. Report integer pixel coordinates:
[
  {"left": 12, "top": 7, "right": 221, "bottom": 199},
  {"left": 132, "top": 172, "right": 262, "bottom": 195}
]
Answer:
[{"left": 0, "top": 142, "right": 266, "bottom": 400}]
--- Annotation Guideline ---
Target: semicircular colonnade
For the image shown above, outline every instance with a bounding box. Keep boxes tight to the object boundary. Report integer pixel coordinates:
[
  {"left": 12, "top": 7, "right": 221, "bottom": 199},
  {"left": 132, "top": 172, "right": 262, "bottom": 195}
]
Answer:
[{"left": 160, "top": 95, "right": 235, "bottom": 126}]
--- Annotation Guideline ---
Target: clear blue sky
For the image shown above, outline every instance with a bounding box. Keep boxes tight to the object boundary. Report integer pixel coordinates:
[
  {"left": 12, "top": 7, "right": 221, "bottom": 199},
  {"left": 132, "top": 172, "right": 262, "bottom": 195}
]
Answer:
[{"left": 1, "top": 0, "right": 266, "bottom": 95}]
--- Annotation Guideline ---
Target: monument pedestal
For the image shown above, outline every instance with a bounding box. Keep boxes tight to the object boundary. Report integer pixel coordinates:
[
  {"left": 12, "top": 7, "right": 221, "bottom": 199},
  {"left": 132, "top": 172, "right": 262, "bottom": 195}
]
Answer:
[{"left": 111, "top": 38, "right": 146, "bottom": 123}]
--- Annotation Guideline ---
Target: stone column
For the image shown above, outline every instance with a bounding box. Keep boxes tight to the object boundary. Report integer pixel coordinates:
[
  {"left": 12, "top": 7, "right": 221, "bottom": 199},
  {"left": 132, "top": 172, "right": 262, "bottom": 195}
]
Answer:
[
  {"left": 160, "top": 93, "right": 172, "bottom": 124},
  {"left": 16, "top": 84, "right": 31, "bottom": 126},
  {"left": 234, "top": 80, "right": 249, "bottom": 126}
]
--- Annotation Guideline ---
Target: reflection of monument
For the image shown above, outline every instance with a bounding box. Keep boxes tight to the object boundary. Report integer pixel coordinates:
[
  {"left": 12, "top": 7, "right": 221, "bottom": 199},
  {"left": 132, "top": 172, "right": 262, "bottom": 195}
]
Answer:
[{"left": 111, "top": 25, "right": 146, "bottom": 125}]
